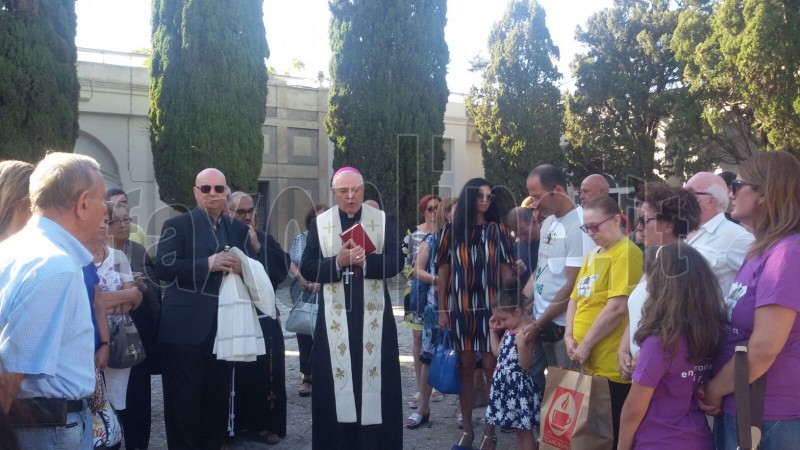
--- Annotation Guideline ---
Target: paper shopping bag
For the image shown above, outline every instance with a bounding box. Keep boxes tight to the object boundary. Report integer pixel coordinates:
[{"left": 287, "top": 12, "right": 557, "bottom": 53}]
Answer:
[{"left": 539, "top": 367, "right": 613, "bottom": 450}]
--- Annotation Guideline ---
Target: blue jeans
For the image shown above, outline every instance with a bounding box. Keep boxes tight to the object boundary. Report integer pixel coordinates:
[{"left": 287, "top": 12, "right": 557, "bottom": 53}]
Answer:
[
  {"left": 14, "top": 408, "right": 92, "bottom": 450},
  {"left": 714, "top": 413, "right": 800, "bottom": 450}
]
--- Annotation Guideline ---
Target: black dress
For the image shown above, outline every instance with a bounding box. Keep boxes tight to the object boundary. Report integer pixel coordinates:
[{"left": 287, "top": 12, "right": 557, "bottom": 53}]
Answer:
[
  {"left": 230, "top": 231, "right": 290, "bottom": 438},
  {"left": 301, "top": 207, "right": 403, "bottom": 450}
]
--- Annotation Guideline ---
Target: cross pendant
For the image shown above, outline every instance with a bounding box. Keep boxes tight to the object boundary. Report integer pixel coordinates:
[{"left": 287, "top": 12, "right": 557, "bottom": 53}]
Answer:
[{"left": 343, "top": 268, "right": 354, "bottom": 284}]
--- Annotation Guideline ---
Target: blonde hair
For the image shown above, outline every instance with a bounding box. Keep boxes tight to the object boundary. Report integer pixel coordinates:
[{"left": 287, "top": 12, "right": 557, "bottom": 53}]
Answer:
[
  {"left": 29, "top": 152, "right": 101, "bottom": 214},
  {"left": 0, "top": 160, "right": 34, "bottom": 235},
  {"left": 738, "top": 151, "right": 800, "bottom": 255},
  {"left": 434, "top": 196, "right": 457, "bottom": 232}
]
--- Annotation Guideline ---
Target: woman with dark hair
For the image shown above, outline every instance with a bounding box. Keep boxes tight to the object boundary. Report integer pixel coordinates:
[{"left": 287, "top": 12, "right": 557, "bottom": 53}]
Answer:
[
  {"left": 403, "top": 194, "right": 441, "bottom": 410},
  {"left": 288, "top": 204, "right": 327, "bottom": 398},
  {"left": 698, "top": 151, "right": 800, "bottom": 449},
  {"left": 436, "top": 178, "right": 513, "bottom": 450},
  {"left": 618, "top": 183, "right": 701, "bottom": 377},
  {"left": 107, "top": 201, "right": 161, "bottom": 450}
]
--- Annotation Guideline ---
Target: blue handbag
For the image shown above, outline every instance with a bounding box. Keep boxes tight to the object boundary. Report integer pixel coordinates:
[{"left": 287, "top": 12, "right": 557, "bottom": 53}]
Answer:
[
  {"left": 409, "top": 278, "right": 431, "bottom": 315},
  {"left": 427, "top": 329, "right": 462, "bottom": 394}
]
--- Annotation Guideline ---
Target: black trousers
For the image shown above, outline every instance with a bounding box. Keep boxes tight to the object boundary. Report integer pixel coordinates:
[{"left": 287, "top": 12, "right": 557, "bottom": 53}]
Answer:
[
  {"left": 608, "top": 380, "right": 631, "bottom": 450},
  {"left": 161, "top": 339, "right": 231, "bottom": 450},
  {"left": 118, "top": 361, "right": 151, "bottom": 449},
  {"left": 297, "top": 332, "right": 313, "bottom": 377}
]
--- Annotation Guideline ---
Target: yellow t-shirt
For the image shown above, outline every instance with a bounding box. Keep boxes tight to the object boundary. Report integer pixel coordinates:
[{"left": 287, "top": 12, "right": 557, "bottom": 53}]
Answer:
[
  {"left": 570, "top": 237, "right": 642, "bottom": 383},
  {"left": 129, "top": 223, "right": 146, "bottom": 246}
]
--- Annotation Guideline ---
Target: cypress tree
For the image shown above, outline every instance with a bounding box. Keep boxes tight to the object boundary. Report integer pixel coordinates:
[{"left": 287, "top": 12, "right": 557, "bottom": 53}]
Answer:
[
  {"left": 0, "top": 0, "right": 79, "bottom": 161},
  {"left": 466, "top": 0, "right": 563, "bottom": 206},
  {"left": 150, "top": 0, "right": 269, "bottom": 210},
  {"left": 326, "top": 0, "right": 449, "bottom": 232}
]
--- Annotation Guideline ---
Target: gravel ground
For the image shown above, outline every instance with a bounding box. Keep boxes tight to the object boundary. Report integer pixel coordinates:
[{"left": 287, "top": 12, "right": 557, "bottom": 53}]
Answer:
[{"left": 139, "top": 279, "right": 520, "bottom": 450}]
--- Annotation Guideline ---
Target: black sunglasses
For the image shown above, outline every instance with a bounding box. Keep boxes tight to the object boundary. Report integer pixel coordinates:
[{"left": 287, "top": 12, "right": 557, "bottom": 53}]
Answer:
[
  {"left": 477, "top": 193, "right": 495, "bottom": 202},
  {"left": 195, "top": 185, "right": 226, "bottom": 194},
  {"left": 426, "top": 205, "right": 439, "bottom": 213},
  {"left": 731, "top": 179, "right": 758, "bottom": 196}
]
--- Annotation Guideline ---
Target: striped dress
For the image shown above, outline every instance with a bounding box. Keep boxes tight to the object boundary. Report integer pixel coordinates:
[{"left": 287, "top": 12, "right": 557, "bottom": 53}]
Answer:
[{"left": 435, "top": 221, "right": 513, "bottom": 351}]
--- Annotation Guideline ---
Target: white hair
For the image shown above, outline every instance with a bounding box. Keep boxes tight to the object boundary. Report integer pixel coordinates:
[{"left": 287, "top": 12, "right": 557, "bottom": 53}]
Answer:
[
  {"left": 29, "top": 152, "right": 101, "bottom": 214},
  {"left": 707, "top": 183, "right": 729, "bottom": 213},
  {"left": 331, "top": 170, "right": 364, "bottom": 188}
]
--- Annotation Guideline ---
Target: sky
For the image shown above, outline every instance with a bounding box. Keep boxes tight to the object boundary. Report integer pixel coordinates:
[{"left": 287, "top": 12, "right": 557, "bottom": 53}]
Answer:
[{"left": 74, "top": 0, "right": 613, "bottom": 94}]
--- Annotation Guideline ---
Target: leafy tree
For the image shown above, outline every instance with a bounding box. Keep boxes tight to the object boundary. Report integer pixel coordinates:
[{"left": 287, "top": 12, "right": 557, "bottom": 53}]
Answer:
[
  {"left": 326, "top": 0, "right": 449, "bottom": 232},
  {"left": 564, "top": 0, "right": 681, "bottom": 182},
  {"left": 672, "top": 0, "right": 799, "bottom": 154},
  {"left": 149, "top": 0, "right": 269, "bottom": 210},
  {"left": 0, "top": 0, "right": 79, "bottom": 161},
  {"left": 466, "top": 0, "right": 563, "bottom": 205}
]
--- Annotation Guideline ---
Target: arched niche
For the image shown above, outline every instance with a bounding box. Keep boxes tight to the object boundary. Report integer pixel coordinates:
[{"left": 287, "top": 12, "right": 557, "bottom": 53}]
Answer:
[{"left": 74, "top": 131, "right": 122, "bottom": 189}]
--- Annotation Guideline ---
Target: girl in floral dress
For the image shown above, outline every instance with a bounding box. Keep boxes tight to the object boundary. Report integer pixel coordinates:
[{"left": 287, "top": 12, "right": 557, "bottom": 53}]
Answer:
[{"left": 485, "top": 277, "right": 539, "bottom": 450}]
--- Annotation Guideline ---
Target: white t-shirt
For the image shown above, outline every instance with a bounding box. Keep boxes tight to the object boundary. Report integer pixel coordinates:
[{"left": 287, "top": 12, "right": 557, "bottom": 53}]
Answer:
[
  {"left": 532, "top": 208, "right": 588, "bottom": 326},
  {"left": 97, "top": 246, "right": 134, "bottom": 409},
  {"left": 627, "top": 277, "right": 648, "bottom": 356}
]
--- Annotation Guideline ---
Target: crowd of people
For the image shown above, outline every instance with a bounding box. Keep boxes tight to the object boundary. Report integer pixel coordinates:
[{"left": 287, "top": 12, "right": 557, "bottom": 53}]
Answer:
[{"left": 0, "top": 150, "right": 798, "bottom": 450}]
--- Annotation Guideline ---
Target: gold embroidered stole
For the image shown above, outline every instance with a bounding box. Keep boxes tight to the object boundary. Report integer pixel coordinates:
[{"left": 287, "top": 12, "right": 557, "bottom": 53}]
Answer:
[{"left": 317, "top": 204, "right": 386, "bottom": 425}]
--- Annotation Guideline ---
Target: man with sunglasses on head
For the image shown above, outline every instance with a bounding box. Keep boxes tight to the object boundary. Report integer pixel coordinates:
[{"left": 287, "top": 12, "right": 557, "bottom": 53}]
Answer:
[
  {"left": 685, "top": 172, "right": 753, "bottom": 296},
  {"left": 521, "top": 165, "right": 592, "bottom": 400},
  {"left": 154, "top": 168, "right": 260, "bottom": 450}
]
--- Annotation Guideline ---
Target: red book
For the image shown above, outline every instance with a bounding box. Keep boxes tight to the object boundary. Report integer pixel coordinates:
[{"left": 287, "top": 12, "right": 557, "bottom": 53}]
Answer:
[{"left": 339, "top": 222, "right": 376, "bottom": 255}]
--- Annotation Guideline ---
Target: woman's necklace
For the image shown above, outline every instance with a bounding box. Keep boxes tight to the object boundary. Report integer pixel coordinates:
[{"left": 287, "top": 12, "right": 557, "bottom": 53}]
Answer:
[{"left": 93, "top": 246, "right": 107, "bottom": 268}]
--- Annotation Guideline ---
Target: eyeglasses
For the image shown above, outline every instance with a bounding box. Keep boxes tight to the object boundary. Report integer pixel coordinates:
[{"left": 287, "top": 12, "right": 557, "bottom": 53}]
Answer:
[
  {"left": 693, "top": 191, "right": 712, "bottom": 197},
  {"left": 477, "top": 193, "right": 495, "bottom": 202},
  {"left": 108, "top": 217, "right": 132, "bottom": 226},
  {"left": 426, "top": 205, "right": 439, "bottom": 213},
  {"left": 636, "top": 216, "right": 658, "bottom": 227},
  {"left": 731, "top": 180, "right": 758, "bottom": 196},
  {"left": 235, "top": 208, "right": 255, "bottom": 216},
  {"left": 195, "top": 185, "right": 226, "bottom": 194},
  {"left": 332, "top": 185, "right": 363, "bottom": 196},
  {"left": 580, "top": 215, "right": 615, "bottom": 233}
]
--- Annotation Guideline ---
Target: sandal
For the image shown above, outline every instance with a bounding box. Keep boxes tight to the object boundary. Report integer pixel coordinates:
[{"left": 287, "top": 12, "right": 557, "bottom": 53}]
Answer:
[
  {"left": 477, "top": 433, "right": 497, "bottom": 450},
  {"left": 405, "top": 412, "right": 430, "bottom": 429},
  {"left": 451, "top": 430, "right": 474, "bottom": 450},
  {"left": 408, "top": 391, "right": 421, "bottom": 409},
  {"left": 252, "top": 431, "right": 280, "bottom": 445},
  {"left": 299, "top": 378, "right": 312, "bottom": 397},
  {"left": 431, "top": 389, "right": 444, "bottom": 402}
]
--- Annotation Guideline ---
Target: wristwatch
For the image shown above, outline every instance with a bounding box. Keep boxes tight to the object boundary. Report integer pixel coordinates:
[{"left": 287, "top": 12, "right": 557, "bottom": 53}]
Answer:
[{"left": 98, "top": 341, "right": 110, "bottom": 348}]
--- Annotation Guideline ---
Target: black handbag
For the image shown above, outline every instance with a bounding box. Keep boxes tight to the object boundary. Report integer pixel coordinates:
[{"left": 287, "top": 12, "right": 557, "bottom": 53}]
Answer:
[{"left": 108, "top": 313, "right": 146, "bottom": 369}]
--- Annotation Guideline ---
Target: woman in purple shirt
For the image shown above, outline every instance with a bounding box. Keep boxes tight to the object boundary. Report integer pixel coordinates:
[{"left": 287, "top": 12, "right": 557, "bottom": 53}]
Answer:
[
  {"left": 618, "top": 244, "right": 725, "bottom": 450},
  {"left": 698, "top": 150, "right": 800, "bottom": 449}
]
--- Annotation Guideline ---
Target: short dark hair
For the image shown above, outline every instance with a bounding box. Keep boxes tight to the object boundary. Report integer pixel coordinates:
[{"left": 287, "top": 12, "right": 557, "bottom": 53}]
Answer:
[
  {"left": 718, "top": 171, "right": 736, "bottom": 187},
  {"left": 105, "top": 188, "right": 127, "bottom": 201},
  {"left": 528, "top": 164, "right": 567, "bottom": 191},
  {"left": 506, "top": 207, "right": 533, "bottom": 227},
  {"left": 305, "top": 204, "right": 327, "bottom": 230},
  {"left": 637, "top": 183, "right": 700, "bottom": 238}
]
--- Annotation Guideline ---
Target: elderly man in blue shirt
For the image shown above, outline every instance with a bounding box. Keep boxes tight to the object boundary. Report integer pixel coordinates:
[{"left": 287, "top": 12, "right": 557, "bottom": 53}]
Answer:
[{"left": 0, "top": 152, "right": 108, "bottom": 450}]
